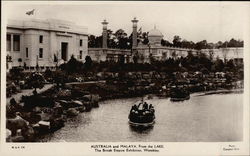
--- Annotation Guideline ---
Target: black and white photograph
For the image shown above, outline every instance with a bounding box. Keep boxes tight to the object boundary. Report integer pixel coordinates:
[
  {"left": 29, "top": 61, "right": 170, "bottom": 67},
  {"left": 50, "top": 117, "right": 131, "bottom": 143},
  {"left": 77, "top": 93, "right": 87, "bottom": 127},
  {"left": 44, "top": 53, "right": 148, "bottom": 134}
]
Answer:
[{"left": 1, "top": 1, "right": 249, "bottom": 155}]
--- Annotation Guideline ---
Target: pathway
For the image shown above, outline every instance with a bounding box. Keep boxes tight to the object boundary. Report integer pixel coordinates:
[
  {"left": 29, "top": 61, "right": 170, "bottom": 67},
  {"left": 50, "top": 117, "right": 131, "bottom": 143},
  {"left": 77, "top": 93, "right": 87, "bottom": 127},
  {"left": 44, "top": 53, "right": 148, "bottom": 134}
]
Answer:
[{"left": 6, "top": 84, "right": 54, "bottom": 104}]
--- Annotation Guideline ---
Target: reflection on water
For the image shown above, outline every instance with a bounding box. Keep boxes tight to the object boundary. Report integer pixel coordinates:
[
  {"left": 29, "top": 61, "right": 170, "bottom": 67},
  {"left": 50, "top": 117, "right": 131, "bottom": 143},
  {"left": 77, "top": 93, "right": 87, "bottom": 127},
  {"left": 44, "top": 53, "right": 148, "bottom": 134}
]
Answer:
[
  {"left": 38, "top": 93, "right": 243, "bottom": 142},
  {"left": 129, "top": 125, "right": 154, "bottom": 134}
]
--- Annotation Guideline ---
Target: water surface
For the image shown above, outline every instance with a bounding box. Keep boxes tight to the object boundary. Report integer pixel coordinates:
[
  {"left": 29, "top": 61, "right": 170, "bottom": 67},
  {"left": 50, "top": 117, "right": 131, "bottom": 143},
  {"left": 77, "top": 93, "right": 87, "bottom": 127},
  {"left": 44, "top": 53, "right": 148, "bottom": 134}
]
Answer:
[{"left": 39, "top": 93, "right": 243, "bottom": 142}]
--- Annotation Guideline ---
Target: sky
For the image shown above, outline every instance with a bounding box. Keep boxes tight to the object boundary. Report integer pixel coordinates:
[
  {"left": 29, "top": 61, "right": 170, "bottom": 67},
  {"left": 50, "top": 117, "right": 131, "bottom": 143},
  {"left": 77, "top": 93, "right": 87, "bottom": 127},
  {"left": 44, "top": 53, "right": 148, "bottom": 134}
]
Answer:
[{"left": 3, "top": 1, "right": 250, "bottom": 43}]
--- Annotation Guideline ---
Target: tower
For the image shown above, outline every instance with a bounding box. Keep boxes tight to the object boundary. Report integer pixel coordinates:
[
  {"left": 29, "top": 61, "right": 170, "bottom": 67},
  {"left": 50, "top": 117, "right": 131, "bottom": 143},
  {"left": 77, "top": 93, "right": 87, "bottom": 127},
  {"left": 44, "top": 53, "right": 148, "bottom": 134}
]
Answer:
[
  {"left": 131, "top": 17, "right": 138, "bottom": 50},
  {"left": 102, "top": 19, "right": 108, "bottom": 49}
]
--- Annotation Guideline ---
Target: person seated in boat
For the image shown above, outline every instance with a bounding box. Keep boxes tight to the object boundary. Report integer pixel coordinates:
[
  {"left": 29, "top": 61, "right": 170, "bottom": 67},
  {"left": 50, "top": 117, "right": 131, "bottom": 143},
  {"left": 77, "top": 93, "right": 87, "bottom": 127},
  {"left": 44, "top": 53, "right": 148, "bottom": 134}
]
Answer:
[
  {"left": 148, "top": 104, "right": 155, "bottom": 113},
  {"left": 130, "top": 104, "right": 138, "bottom": 113},
  {"left": 149, "top": 104, "right": 153, "bottom": 109},
  {"left": 143, "top": 102, "right": 148, "bottom": 110}
]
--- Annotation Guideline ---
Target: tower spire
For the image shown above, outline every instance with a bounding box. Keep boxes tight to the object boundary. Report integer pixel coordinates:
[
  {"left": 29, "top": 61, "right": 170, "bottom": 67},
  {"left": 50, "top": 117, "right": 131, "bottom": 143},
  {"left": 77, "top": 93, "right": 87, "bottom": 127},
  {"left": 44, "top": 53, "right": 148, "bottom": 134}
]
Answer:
[
  {"left": 131, "top": 17, "right": 139, "bottom": 50},
  {"left": 102, "top": 19, "right": 108, "bottom": 49}
]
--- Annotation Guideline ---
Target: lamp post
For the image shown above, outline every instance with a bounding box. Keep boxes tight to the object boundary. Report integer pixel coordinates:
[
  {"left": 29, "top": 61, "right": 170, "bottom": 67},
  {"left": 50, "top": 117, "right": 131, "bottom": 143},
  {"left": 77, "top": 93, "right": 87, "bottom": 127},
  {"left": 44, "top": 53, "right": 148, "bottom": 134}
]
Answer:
[
  {"left": 148, "top": 43, "right": 151, "bottom": 53},
  {"left": 148, "top": 43, "right": 151, "bottom": 63},
  {"left": 36, "top": 55, "right": 39, "bottom": 72},
  {"left": 6, "top": 54, "right": 12, "bottom": 70}
]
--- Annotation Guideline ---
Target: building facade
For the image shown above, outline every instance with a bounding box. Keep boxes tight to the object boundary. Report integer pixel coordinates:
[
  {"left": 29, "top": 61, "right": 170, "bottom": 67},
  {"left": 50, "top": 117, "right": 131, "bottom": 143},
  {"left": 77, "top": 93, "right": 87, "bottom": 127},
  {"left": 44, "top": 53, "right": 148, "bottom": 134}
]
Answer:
[
  {"left": 89, "top": 18, "right": 197, "bottom": 63},
  {"left": 136, "top": 26, "right": 243, "bottom": 64},
  {"left": 88, "top": 19, "right": 133, "bottom": 63},
  {"left": 136, "top": 27, "right": 196, "bottom": 63},
  {"left": 132, "top": 22, "right": 198, "bottom": 63},
  {"left": 6, "top": 18, "right": 88, "bottom": 71},
  {"left": 200, "top": 48, "right": 243, "bottom": 64},
  {"left": 88, "top": 48, "right": 131, "bottom": 63}
]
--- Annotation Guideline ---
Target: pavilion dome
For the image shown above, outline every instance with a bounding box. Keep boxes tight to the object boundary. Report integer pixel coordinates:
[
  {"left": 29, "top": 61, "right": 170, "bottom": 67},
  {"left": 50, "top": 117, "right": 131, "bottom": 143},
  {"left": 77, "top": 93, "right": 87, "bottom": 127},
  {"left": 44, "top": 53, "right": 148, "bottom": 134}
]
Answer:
[
  {"left": 148, "top": 26, "right": 163, "bottom": 45},
  {"left": 148, "top": 27, "right": 163, "bottom": 37}
]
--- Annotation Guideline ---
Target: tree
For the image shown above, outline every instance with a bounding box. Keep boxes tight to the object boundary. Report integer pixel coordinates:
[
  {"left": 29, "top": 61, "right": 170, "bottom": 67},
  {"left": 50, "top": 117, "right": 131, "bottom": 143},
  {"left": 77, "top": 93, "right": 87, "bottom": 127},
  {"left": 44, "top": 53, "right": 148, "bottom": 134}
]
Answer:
[
  {"left": 44, "top": 68, "right": 52, "bottom": 78},
  {"left": 161, "top": 39, "right": 172, "bottom": 47},
  {"left": 107, "top": 29, "right": 118, "bottom": 48},
  {"left": 173, "top": 35, "right": 182, "bottom": 47},
  {"left": 207, "top": 42, "right": 215, "bottom": 49},
  {"left": 53, "top": 70, "right": 66, "bottom": 89},
  {"left": 226, "top": 59, "right": 235, "bottom": 71},
  {"left": 197, "top": 53, "right": 213, "bottom": 71},
  {"left": 133, "top": 52, "right": 139, "bottom": 64},
  {"left": 208, "top": 49, "right": 214, "bottom": 61},
  {"left": 141, "top": 32, "right": 149, "bottom": 45},
  {"left": 88, "top": 35, "right": 97, "bottom": 48},
  {"left": 28, "top": 73, "right": 45, "bottom": 94},
  {"left": 85, "top": 55, "right": 93, "bottom": 69},
  {"left": 162, "top": 52, "right": 167, "bottom": 61},
  {"left": 119, "top": 55, "right": 125, "bottom": 65},
  {"left": 149, "top": 53, "right": 155, "bottom": 64},
  {"left": 171, "top": 51, "right": 177, "bottom": 60},
  {"left": 214, "top": 58, "right": 224, "bottom": 72},
  {"left": 18, "top": 58, "right": 22, "bottom": 67},
  {"left": 181, "top": 40, "right": 195, "bottom": 49},
  {"left": 23, "top": 62, "right": 27, "bottom": 69},
  {"left": 88, "top": 35, "right": 102, "bottom": 48},
  {"left": 113, "top": 29, "right": 130, "bottom": 49},
  {"left": 36, "top": 64, "right": 39, "bottom": 71},
  {"left": 66, "top": 55, "right": 83, "bottom": 73},
  {"left": 187, "top": 50, "right": 194, "bottom": 58},
  {"left": 96, "top": 36, "right": 103, "bottom": 48},
  {"left": 216, "top": 41, "right": 223, "bottom": 48},
  {"left": 114, "top": 29, "right": 127, "bottom": 40},
  {"left": 195, "top": 40, "right": 208, "bottom": 50},
  {"left": 9, "top": 67, "right": 24, "bottom": 83},
  {"left": 201, "top": 67, "right": 209, "bottom": 75},
  {"left": 139, "top": 54, "right": 145, "bottom": 63},
  {"left": 225, "top": 72, "right": 233, "bottom": 83}
]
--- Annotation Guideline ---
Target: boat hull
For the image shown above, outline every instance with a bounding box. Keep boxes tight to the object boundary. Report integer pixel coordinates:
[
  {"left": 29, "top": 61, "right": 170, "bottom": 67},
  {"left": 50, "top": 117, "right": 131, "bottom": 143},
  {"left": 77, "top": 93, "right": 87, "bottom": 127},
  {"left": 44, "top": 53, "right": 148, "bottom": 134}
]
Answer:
[
  {"left": 170, "top": 95, "right": 190, "bottom": 102},
  {"left": 129, "top": 120, "right": 155, "bottom": 127}
]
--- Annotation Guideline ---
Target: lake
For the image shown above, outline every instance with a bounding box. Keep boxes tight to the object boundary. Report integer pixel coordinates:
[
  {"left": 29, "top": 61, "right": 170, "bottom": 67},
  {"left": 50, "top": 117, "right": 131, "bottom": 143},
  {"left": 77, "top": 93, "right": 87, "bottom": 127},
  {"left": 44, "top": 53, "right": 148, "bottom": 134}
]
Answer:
[{"left": 38, "top": 93, "right": 243, "bottom": 142}]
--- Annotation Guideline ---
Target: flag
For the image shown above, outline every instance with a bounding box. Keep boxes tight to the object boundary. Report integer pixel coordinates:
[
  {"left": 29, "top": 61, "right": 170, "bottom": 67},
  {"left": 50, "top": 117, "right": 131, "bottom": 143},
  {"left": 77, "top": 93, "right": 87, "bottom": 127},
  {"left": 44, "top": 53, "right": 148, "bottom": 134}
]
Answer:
[
  {"left": 137, "top": 27, "right": 143, "bottom": 41},
  {"left": 138, "top": 27, "right": 142, "bottom": 34},
  {"left": 26, "top": 9, "right": 35, "bottom": 15},
  {"left": 138, "top": 27, "right": 142, "bottom": 32}
]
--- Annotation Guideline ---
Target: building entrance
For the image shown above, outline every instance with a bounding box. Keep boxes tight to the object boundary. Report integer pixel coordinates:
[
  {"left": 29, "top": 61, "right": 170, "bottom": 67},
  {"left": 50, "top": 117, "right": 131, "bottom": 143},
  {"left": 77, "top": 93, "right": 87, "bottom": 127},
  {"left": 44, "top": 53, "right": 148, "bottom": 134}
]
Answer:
[{"left": 61, "top": 42, "right": 68, "bottom": 61}]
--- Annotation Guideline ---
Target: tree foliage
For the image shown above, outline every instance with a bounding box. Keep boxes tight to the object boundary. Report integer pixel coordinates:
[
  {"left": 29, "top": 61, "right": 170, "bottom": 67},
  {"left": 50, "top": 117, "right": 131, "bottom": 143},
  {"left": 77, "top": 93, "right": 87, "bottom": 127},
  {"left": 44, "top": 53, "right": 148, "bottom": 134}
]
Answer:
[
  {"left": 85, "top": 55, "right": 93, "bottom": 70},
  {"left": 27, "top": 73, "right": 45, "bottom": 92},
  {"left": 66, "top": 55, "right": 84, "bottom": 73},
  {"left": 88, "top": 28, "right": 243, "bottom": 50}
]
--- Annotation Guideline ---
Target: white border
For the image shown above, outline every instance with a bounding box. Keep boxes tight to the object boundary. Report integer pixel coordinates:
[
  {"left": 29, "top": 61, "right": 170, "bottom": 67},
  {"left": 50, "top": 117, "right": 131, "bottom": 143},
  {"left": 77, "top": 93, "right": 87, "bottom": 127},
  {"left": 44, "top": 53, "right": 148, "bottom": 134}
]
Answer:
[{"left": 1, "top": 1, "right": 249, "bottom": 156}]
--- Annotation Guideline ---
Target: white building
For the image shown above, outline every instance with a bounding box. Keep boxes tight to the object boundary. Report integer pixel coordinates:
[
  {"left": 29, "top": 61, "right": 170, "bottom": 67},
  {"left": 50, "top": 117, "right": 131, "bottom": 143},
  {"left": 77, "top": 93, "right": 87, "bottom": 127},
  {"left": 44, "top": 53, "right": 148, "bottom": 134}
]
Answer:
[
  {"left": 136, "top": 27, "right": 196, "bottom": 63},
  {"left": 6, "top": 18, "right": 88, "bottom": 71},
  {"left": 201, "top": 48, "right": 243, "bottom": 60},
  {"left": 137, "top": 27, "right": 243, "bottom": 64}
]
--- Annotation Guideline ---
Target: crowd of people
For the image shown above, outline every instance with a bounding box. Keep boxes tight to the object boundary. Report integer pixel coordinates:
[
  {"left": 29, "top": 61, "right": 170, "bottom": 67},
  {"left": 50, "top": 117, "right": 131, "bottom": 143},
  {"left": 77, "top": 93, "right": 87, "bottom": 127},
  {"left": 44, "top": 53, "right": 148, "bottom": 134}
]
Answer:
[{"left": 130, "top": 100, "right": 155, "bottom": 115}]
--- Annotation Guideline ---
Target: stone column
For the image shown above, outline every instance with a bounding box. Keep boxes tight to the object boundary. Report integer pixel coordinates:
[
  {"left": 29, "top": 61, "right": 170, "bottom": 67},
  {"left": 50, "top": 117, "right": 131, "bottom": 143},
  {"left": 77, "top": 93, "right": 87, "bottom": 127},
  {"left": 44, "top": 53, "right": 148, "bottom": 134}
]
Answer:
[
  {"left": 10, "top": 34, "right": 13, "bottom": 52},
  {"left": 102, "top": 19, "right": 108, "bottom": 49},
  {"left": 10, "top": 34, "right": 14, "bottom": 68},
  {"left": 131, "top": 17, "right": 138, "bottom": 50}
]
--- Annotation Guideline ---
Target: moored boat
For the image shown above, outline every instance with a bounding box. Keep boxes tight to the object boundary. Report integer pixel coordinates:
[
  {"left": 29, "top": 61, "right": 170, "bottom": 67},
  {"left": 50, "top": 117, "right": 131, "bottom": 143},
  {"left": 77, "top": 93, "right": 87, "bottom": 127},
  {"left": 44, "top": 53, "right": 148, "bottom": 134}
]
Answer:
[{"left": 170, "top": 85, "right": 190, "bottom": 102}]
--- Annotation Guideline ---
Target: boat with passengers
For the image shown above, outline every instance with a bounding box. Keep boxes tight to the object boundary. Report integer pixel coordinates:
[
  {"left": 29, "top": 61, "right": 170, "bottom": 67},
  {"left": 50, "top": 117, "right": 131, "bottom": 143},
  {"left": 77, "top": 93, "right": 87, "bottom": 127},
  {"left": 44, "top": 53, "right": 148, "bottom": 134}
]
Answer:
[{"left": 128, "top": 98, "right": 155, "bottom": 127}]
